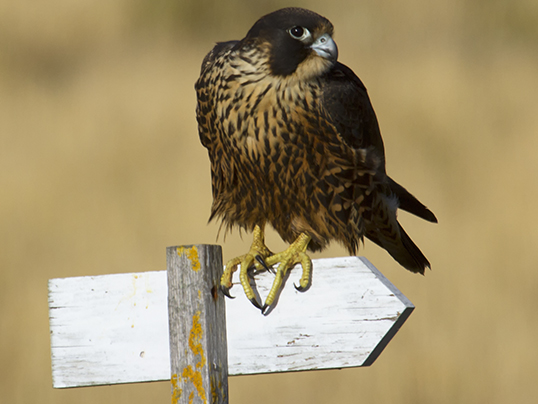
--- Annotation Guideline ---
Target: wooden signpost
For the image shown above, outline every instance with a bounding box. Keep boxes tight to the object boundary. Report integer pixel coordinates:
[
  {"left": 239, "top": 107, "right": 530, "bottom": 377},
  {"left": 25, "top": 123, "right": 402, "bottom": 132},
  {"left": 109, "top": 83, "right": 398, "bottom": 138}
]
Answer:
[{"left": 48, "top": 245, "right": 414, "bottom": 403}]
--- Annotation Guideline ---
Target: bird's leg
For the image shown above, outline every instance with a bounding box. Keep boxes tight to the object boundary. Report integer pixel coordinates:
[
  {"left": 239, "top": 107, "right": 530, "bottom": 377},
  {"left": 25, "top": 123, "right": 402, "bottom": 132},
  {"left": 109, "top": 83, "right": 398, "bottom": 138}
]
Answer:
[
  {"left": 262, "top": 232, "right": 312, "bottom": 313},
  {"left": 220, "top": 224, "right": 272, "bottom": 309}
]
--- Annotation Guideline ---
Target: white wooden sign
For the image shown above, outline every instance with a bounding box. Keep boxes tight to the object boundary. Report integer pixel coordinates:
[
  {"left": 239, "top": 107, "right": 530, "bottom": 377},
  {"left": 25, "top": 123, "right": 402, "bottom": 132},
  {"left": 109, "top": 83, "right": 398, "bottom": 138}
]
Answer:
[{"left": 49, "top": 256, "right": 414, "bottom": 389}]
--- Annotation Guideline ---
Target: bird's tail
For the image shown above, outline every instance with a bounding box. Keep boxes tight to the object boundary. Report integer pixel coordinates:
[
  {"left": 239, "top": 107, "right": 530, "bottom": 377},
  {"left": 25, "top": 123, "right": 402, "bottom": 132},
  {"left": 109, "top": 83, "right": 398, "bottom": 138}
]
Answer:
[
  {"left": 396, "top": 223, "right": 431, "bottom": 274},
  {"left": 366, "top": 222, "right": 430, "bottom": 275},
  {"left": 364, "top": 184, "right": 434, "bottom": 274},
  {"left": 388, "top": 177, "right": 437, "bottom": 223}
]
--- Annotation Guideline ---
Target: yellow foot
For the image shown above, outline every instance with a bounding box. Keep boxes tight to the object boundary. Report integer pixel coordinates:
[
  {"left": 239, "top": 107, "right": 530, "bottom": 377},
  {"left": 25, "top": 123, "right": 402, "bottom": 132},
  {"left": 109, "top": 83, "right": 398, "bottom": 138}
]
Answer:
[
  {"left": 262, "top": 232, "right": 312, "bottom": 313},
  {"left": 220, "top": 224, "right": 272, "bottom": 309}
]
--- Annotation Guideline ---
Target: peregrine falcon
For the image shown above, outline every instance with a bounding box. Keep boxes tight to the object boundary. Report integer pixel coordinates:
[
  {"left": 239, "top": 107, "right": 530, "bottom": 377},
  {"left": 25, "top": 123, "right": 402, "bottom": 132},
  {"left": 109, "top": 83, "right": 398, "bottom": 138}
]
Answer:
[{"left": 195, "top": 7, "right": 437, "bottom": 312}]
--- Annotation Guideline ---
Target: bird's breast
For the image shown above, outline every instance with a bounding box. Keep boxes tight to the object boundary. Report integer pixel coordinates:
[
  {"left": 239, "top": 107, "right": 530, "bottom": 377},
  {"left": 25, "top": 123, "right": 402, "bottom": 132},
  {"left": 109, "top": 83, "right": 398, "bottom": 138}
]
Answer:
[{"left": 218, "top": 70, "right": 323, "bottom": 158}]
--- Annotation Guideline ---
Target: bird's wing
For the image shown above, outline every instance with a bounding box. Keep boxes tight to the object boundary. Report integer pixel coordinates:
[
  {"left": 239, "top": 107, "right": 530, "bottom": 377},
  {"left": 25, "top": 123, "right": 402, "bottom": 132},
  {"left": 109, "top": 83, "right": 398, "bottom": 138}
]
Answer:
[
  {"left": 321, "top": 62, "right": 437, "bottom": 223},
  {"left": 198, "top": 40, "right": 239, "bottom": 77},
  {"left": 321, "top": 62, "right": 386, "bottom": 168},
  {"left": 196, "top": 40, "right": 239, "bottom": 149},
  {"left": 195, "top": 40, "right": 242, "bottom": 226}
]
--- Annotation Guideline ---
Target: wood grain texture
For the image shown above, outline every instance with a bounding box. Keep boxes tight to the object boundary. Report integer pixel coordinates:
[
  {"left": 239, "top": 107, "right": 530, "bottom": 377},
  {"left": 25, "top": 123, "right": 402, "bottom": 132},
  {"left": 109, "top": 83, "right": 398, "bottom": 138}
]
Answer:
[
  {"left": 167, "top": 245, "right": 228, "bottom": 404},
  {"left": 48, "top": 270, "right": 171, "bottom": 388},
  {"left": 49, "top": 255, "right": 414, "bottom": 388},
  {"left": 225, "top": 256, "right": 414, "bottom": 374}
]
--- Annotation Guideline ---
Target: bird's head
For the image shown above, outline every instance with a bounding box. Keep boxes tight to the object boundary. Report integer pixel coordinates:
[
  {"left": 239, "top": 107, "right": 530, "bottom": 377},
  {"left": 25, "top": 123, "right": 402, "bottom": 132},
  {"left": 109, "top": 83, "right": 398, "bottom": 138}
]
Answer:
[{"left": 243, "top": 8, "right": 338, "bottom": 80}]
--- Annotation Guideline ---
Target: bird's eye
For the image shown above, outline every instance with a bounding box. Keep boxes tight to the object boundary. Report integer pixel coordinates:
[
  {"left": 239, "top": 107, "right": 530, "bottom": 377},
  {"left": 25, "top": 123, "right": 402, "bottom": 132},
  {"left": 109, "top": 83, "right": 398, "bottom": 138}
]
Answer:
[{"left": 288, "top": 26, "right": 310, "bottom": 41}]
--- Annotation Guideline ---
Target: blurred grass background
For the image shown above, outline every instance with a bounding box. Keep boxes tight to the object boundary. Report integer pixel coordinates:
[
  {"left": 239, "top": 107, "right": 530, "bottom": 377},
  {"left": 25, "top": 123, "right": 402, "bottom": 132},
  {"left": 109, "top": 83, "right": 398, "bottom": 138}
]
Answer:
[{"left": 2, "top": 0, "right": 538, "bottom": 403}]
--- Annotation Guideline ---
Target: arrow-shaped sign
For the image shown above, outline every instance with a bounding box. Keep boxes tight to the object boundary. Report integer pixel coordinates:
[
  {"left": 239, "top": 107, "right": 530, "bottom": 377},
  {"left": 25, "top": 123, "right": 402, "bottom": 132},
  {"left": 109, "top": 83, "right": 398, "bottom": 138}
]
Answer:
[{"left": 49, "top": 255, "right": 413, "bottom": 389}]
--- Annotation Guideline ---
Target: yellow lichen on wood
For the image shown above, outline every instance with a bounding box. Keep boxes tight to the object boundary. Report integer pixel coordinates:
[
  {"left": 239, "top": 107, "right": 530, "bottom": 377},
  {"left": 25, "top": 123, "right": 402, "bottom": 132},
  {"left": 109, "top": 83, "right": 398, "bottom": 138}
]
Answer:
[
  {"left": 189, "top": 311, "right": 206, "bottom": 369},
  {"left": 171, "top": 373, "right": 182, "bottom": 404},
  {"left": 181, "top": 365, "right": 205, "bottom": 404},
  {"left": 177, "top": 246, "right": 201, "bottom": 272},
  {"left": 179, "top": 311, "right": 207, "bottom": 404}
]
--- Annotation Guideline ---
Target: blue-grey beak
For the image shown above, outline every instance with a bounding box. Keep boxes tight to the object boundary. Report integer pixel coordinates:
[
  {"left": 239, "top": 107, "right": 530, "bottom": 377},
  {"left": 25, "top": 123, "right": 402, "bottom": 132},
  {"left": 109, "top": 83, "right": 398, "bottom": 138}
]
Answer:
[{"left": 311, "top": 33, "right": 338, "bottom": 62}]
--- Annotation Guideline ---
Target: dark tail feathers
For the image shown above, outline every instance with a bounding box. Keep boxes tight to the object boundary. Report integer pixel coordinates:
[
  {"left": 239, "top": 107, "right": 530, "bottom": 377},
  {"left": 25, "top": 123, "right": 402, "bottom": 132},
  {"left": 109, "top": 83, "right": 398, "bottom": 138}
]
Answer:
[
  {"left": 366, "top": 177, "right": 436, "bottom": 274},
  {"left": 396, "top": 224, "right": 430, "bottom": 274},
  {"left": 389, "top": 177, "right": 437, "bottom": 223},
  {"left": 366, "top": 223, "right": 430, "bottom": 275}
]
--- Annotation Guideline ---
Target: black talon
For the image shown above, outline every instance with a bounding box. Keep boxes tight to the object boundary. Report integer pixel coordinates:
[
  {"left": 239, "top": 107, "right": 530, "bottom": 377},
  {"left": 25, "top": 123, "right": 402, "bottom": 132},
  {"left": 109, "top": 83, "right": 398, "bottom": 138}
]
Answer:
[
  {"left": 255, "top": 255, "right": 274, "bottom": 273},
  {"left": 261, "top": 304, "right": 269, "bottom": 315},
  {"left": 249, "top": 297, "right": 262, "bottom": 310},
  {"left": 246, "top": 265, "right": 257, "bottom": 278},
  {"left": 220, "top": 285, "right": 235, "bottom": 299},
  {"left": 294, "top": 283, "right": 306, "bottom": 292},
  {"left": 256, "top": 255, "right": 276, "bottom": 274}
]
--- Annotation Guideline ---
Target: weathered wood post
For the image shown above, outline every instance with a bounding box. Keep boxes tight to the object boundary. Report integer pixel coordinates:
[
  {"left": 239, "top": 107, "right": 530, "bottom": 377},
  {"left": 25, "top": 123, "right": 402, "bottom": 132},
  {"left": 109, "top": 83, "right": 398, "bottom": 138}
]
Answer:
[{"left": 167, "top": 245, "right": 228, "bottom": 404}]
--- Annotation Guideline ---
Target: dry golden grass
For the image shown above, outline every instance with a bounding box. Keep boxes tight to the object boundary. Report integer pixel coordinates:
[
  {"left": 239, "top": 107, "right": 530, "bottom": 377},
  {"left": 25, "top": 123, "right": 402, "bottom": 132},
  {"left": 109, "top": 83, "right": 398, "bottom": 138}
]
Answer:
[{"left": 2, "top": 1, "right": 538, "bottom": 403}]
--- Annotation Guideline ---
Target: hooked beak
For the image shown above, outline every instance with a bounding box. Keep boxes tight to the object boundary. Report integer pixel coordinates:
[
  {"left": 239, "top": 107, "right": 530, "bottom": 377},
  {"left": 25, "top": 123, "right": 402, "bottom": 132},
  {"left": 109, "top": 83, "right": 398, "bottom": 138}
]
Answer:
[{"left": 310, "top": 33, "right": 338, "bottom": 62}]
